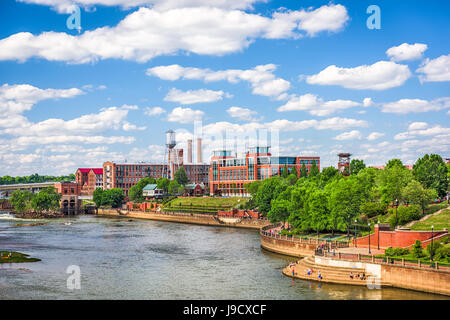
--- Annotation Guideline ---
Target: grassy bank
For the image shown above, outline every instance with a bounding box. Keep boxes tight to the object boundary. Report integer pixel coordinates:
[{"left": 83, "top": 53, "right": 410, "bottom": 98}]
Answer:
[
  {"left": 0, "top": 250, "right": 41, "bottom": 263},
  {"left": 163, "top": 197, "right": 248, "bottom": 214},
  {"left": 409, "top": 208, "right": 450, "bottom": 231}
]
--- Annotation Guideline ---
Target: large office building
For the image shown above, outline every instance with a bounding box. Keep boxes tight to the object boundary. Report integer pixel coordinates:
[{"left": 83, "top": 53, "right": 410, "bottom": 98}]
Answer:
[
  {"left": 209, "top": 146, "right": 320, "bottom": 196},
  {"left": 103, "top": 161, "right": 209, "bottom": 196}
]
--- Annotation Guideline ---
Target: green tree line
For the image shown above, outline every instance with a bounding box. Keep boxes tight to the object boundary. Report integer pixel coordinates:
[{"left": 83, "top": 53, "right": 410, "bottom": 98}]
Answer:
[
  {"left": 10, "top": 187, "right": 62, "bottom": 213},
  {"left": 0, "top": 173, "right": 75, "bottom": 185},
  {"left": 244, "top": 154, "right": 448, "bottom": 236}
]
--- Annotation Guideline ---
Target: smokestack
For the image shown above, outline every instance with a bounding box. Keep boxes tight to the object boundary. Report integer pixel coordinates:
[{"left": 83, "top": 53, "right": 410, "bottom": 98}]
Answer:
[
  {"left": 197, "top": 138, "right": 202, "bottom": 163},
  {"left": 187, "top": 139, "right": 192, "bottom": 163}
]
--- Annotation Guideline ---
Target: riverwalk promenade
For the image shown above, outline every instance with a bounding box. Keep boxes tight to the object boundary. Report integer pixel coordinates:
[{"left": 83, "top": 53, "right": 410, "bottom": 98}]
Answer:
[
  {"left": 96, "top": 208, "right": 271, "bottom": 230},
  {"left": 259, "top": 226, "right": 450, "bottom": 296}
]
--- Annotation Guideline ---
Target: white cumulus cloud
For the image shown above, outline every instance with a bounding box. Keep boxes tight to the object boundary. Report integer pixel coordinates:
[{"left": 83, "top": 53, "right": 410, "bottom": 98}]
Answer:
[
  {"left": 167, "top": 107, "right": 204, "bottom": 123},
  {"left": 386, "top": 43, "right": 428, "bottom": 62},
  {"left": 417, "top": 54, "right": 450, "bottom": 82},
  {"left": 306, "top": 61, "right": 411, "bottom": 90},
  {"left": 164, "top": 88, "right": 228, "bottom": 104},
  {"left": 0, "top": 5, "right": 349, "bottom": 63},
  {"left": 277, "top": 93, "right": 361, "bottom": 116},
  {"left": 147, "top": 64, "right": 290, "bottom": 98}
]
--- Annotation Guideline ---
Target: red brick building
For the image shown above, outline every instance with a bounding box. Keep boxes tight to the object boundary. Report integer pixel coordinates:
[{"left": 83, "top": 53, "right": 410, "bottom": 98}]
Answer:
[
  {"left": 75, "top": 168, "right": 103, "bottom": 195},
  {"left": 103, "top": 161, "right": 209, "bottom": 196},
  {"left": 54, "top": 182, "right": 81, "bottom": 195},
  {"left": 210, "top": 147, "right": 320, "bottom": 196}
]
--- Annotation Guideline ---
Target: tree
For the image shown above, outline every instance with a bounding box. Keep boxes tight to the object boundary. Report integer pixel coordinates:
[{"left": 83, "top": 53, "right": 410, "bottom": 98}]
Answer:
[
  {"left": 306, "top": 189, "right": 329, "bottom": 237},
  {"left": 290, "top": 166, "right": 298, "bottom": 178},
  {"left": 350, "top": 159, "right": 366, "bottom": 175},
  {"left": 386, "top": 159, "right": 405, "bottom": 169},
  {"left": 168, "top": 180, "right": 181, "bottom": 195},
  {"left": 93, "top": 188, "right": 104, "bottom": 208},
  {"left": 309, "top": 161, "right": 319, "bottom": 177},
  {"left": 402, "top": 180, "right": 437, "bottom": 215},
  {"left": 320, "top": 166, "right": 338, "bottom": 185},
  {"left": 267, "top": 199, "right": 290, "bottom": 224},
  {"left": 281, "top": 165, "right": 289, "bottom": 178},
  {"left": 377, "top": 164, "right": 412, "bottom": 206},
  {"left": 286, "top": 174, "right": 297, "bottom": 186},
  {"left": 255, "top": 177, "right": 286, "bottom": 215},
  {"left": 156, "top": 177, "right": 170, "bottom": 192},
  {"left": 102, "top": 189, "right": 124, "bottom": 208},
  {"left": 10, "top": 190, "right": 34, "bottom": 213},
  {"left": 30, "top": 187, "right": 61, "bottom": 213},
  {"left": 412, "top": 240, "right": 425, "bottom": 258},
  {"left": 328, "top": 176, "right": 364, "bottom": 237},
  {"left": 413, "top": 154, "right": 448, "bottom": 198},
  {"left": 174, "top": 166, "right": 189, "bottom": 186},
  {"left": 300, "top": 163, "right": 307, "bottom": 178}
]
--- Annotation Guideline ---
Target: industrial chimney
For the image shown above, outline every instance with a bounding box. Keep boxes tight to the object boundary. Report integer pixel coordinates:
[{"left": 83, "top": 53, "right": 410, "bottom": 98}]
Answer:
[
  {"left": 197, "top": 138, "right": 202, "bottom": 163},
  {"left": 187, "top": 139, "right": 193, "bottom": 163}
]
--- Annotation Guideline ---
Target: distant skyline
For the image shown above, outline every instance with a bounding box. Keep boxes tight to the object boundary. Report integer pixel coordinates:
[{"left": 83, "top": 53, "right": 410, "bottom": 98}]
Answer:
[{"left": 0, "top": 0, "right": 449, "bottom": 175}]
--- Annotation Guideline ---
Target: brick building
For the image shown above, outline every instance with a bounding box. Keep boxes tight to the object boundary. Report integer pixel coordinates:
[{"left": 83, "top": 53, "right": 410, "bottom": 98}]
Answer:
[
  {"left": 103, "top": 161, "right": 209, "bottom": 196},
  {"left": 209, "top": 146, "right": 320, "bottom": 196},
  {"left": 54, "top": 182, "right": 81, "bottom": 195},
  {"left": 75, "top": 168, "right": 103, "bottom": 195}
]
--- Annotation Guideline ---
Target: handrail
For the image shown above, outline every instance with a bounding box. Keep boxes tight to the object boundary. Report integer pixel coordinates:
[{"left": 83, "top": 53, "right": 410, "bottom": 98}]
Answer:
[
  {"left": 260, "top": 229, "right": 349, "bottom": 248},
  {"left": 317, "top": 250, "right": 450, "bottom": 272}
]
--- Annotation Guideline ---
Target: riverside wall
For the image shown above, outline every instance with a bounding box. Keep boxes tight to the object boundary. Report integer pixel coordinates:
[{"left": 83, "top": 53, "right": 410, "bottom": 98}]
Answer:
[
  {"left": 260, "top": 231, "right": 317, "bottom": 257},
  {"left": 262, "top": 229, "right": 450, "bottom": 296},
  {"left": 96, "top": 208, "right": 270, "bottom": 230},
  {"left": 381, "top": 263, "right": 450, "bottom": 296}
]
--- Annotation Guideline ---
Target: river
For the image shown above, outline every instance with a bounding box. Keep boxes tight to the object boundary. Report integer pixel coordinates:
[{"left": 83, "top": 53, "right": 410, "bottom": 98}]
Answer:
[{"left": 0, "top": 212, "right": 446, "bottom": 300}]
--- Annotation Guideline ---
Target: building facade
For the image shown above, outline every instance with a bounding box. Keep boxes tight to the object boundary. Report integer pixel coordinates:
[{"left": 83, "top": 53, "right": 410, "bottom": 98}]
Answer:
[
  {"left": 103, "top": 161, "right": 209, "bottom": 196},
  {"left": 75, "top": 168, "right": 103, "bottom": 195},
  {"left": 209, "top": 147, "right": 320, "bottom": 196}
]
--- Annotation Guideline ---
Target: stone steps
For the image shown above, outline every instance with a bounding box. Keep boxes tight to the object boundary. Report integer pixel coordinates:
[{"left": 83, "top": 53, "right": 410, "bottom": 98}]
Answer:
[
  {"left": 284, "top": 256, "right": 391, "bottom": 287},
  {"left": 300, "top": 256, "right": 366, "bottom": 274}
]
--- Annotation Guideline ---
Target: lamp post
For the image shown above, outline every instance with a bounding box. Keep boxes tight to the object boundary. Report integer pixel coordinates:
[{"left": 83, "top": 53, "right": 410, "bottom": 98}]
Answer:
[
  {"left": 431, "top": 225, "right": 434, "bottom": 261},
  {"left": 354, "top": 219, "right": 358, "bottom": 248},
  {"left": 377, "top": 219, "right": 380, "bottom": 250},
  {"left": 395, "top": 199, "right": 399, "bottom": 229},
  {"left": 368, "top": 222, "right": 371, "bottom": 254}
]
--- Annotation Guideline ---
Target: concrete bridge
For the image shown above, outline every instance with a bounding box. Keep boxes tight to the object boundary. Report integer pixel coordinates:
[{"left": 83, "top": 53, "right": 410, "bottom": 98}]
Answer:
[{"left": 0, "top": 182, "right": 56, "bottom": 198}]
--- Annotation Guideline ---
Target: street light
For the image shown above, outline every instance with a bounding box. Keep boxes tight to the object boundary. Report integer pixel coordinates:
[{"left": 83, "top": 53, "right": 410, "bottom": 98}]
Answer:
[
  {"left": 368, "top": 222, "right": 371, "bottom": 254},
  {"left": 354, "top": 219, "right": 358, "bottom": 248},
  {"left": 431, "top": 225, "right": 434, "bottom": 261},
  {"left": 377, "top": 219, "right": 380, "bottom": 250},
  {"left": 395, "top": 199, "right": 399, "bottom": 229}
]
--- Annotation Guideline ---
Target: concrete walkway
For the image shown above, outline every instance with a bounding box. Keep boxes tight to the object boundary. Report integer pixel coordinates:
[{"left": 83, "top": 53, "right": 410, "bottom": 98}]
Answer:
[{"left": 337, "top": 247, "right": 384, "bottom": 256}]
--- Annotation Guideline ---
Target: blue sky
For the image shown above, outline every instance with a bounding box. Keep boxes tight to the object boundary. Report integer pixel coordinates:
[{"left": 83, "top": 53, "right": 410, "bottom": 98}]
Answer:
[{"left": 0, "top": 0, "right": 449, "bottom": 176}]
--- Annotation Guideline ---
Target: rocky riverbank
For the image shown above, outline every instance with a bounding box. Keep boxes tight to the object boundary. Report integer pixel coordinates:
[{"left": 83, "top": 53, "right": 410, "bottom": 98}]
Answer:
[{"left": 13, "top": 211, "right": 65, "bottom": 219}]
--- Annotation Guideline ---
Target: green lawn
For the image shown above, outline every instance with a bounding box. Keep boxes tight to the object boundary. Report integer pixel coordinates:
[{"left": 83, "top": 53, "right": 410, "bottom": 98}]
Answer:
[
  {"left": 0, "top": 250, "right": 41, "bottom": 263},
  {"left": 409, "top": 208, "right": 450, "bottom": 231},
  {"left": 166, "top": 196, "right": 248, "bottom": 208}
]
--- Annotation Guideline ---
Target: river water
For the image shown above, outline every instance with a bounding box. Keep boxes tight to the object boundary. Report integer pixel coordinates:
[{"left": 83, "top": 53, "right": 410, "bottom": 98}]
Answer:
[{"left": 0, "top": 212, "right": 446, "bottom": 300}]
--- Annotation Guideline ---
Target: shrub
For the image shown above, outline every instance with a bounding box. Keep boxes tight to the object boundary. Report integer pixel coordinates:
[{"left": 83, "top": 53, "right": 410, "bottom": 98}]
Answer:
[
  {"left": 385, "top": 247, "right": 410, "bottom": 257},
  {"left": 388, "top": 205, "right": 422, "bottom": 227},
  {"left": 427, "top": 241, "right": 443, "bottom": 259},
  {"left": 412, "top": 240, "right": 425, "bottom": 258},
  {"left": 434, "top": 245, "right": 450, "bottom": 262},
  {"left": 360, "top": 202, "right": 387, "bottom": 218}
]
